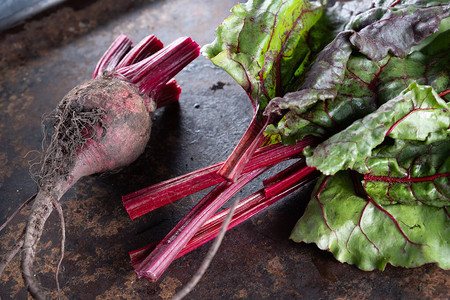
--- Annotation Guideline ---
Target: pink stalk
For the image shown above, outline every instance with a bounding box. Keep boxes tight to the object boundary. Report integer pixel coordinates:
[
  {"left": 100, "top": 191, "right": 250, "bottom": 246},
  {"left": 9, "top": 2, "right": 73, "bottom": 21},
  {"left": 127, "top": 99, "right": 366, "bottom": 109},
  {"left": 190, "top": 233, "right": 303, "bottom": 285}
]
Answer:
[
  {"left": 133, "top": 167, "right": 269, "bottom": 281},
  {"left": 244, "top": 136, "right": 315, "bottom": 171},
  {"left": 92, "top": 34, "right": 132, "bottom": 78},
  {"left": 129, "top": 170, "right": 317, "bottom": 267},
  {"left": 438, "top": 89, "right": 450, "bottom": 97},
  {"left": 115, "top": 37, "right": 200, "bottom": 96},
  {"left": 263, "top": 159, "right": 306, "bottom": 188},
  {"left": 264, "top": 166, "right": 317, "bottom": 199},
  {"left": 179, "top": 170, "right": 316, "bottom": 257},
  {"left": 154, "top": 79, "right": 182, "bottom": 108},
  {"left": 122, "top": 138, "right": 315, "bottom": 220},
  {"left": 92, "top": 34, "right": 198, "bottom": 113},
  {"left": 123, "top": 162, "right": 224, "bottom": 220},
  {"left": 116, "top": 35, "right": 163, "bottom": 69},
  {"left": 390, "top": 0, "right": 401, "bottom": 7},
  {"left": 216, "top": 114, "right": 268, "bottom": 182}
]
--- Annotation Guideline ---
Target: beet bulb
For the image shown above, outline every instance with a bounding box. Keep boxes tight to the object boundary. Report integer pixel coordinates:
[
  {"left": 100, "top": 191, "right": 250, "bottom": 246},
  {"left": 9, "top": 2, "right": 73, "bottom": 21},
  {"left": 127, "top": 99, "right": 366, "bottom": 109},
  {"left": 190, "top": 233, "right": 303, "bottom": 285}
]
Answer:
[{"left": 0, "top": 34, "right": 200, "bottom": 299}]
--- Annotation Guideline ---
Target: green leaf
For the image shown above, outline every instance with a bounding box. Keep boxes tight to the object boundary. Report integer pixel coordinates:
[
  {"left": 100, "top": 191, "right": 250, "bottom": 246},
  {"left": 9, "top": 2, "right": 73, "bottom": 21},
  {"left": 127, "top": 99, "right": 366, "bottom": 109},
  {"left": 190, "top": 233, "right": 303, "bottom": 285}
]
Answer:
[
  {"left": 201, "top": 0, "right": 325, "bottom": 110},
  {"left": 306, "top": 83, "right": 449, "bottom": 175},
  {"left": 264, "top": 31, "right": 353, "bottom": 116},
  {"left": 266, "top": 52, "right": 381, "bottom": 144},
  {"left": 264, "top": 31, "right": 354, "bottom": 144},
  {"left": 363, "top": 139, "right": 450, "bottom": 207},
  {"left": 290, "top": 171, "right": 450, "bottom": 270},
  {"left": 264, "top": 5, "right": 449, "bottom": 144},
  {"left": 375, "top": 52, "right": 444, "bottom": 103},
  {"left": 267, "top": 45, "right": 450, "bottom": 144}
]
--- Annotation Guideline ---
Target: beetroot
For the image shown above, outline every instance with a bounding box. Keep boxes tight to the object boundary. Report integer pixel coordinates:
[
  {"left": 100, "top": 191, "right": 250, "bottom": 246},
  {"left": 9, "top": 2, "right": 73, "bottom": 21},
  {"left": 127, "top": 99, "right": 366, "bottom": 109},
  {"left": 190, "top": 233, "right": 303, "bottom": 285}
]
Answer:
[{"left": 0, "top": 34, "right": 199, "bottom": 299}]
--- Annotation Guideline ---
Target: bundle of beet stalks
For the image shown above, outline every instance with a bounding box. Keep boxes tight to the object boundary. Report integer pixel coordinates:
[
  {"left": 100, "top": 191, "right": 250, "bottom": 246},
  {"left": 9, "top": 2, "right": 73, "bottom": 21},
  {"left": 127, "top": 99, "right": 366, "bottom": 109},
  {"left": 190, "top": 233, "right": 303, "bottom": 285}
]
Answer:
[
  {"left": 0, "top": 34, "right": 200, "bottom": 299},
  {"left": 123, "top": 130, "right": 320, "bottom": 281},
  {"left": 122, "top": 0, "right": 450, "bottom": 287}
]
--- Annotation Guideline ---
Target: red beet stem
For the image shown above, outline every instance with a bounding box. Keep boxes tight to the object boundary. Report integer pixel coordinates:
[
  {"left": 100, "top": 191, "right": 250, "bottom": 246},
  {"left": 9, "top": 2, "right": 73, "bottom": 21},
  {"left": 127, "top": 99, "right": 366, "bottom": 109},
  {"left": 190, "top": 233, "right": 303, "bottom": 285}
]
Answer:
[
  {"left": 122, "top": 139, "right": 315, "bottom": 220},
  {"left": 92, "top": 34, "right": 132, "bottom": 79},
  {"left": 115, "top": 37, "right": 200, "bottom": 96},
  {"left": 263, "top": 159, "right": 306, "bottom": 188},
  {"left": 438, "top": 89, "right": 450, "bottom": 97},
  {"left": 133, "top": 167, "right": 268, "bottom": 281},
  {"left": 264, "top": 165, "right": 317, "bottom": 199},
  {"left": 244, "top": 136, "right": 315, "bottom": 171},
  {"left": 116, "top": 35, "right": 164, "bottom": 69},
  {"left": 154, "top": 79, "right": 182, "bottom": 108},
  {"left": 390, "top": 0, "right": 401, "bottom": 7},
  {"left": 123, "top": 162, "right": 224, "bottom": 220},
  {"left": 129, "top": 171, "right": 317, "bottom": 267},
  {"left": 217, "top": 114, "right": 268, "bottom": 182}
]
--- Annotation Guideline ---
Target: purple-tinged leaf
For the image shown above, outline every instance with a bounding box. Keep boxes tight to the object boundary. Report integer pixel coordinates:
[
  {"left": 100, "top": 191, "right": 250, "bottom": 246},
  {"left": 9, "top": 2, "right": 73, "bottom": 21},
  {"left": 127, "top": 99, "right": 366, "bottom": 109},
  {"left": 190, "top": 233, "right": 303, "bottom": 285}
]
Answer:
[
  {"left": 264, "top": 3, "right": 449, "bottom": 145},
  {"left": 349, "top": 5, "right": 449, "bottom": 61},
  {"left": 264, "top": 31, "right": 353, "bottom": 117}
]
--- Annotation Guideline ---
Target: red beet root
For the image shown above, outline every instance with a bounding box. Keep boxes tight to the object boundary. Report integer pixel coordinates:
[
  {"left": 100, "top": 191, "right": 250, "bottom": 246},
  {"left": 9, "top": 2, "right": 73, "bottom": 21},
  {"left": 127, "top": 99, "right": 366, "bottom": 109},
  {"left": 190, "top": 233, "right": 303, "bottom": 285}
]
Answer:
[{"left": 0, "top": 34, "right": 199, "bottom": 299}]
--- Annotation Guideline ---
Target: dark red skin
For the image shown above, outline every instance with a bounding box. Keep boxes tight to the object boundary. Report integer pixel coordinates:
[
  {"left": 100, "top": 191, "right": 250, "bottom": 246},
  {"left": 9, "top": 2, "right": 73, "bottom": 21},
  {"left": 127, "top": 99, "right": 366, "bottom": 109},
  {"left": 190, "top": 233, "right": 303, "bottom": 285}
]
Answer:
[{"left": 22, "top": 76, "right": 153, "bottom": 299}]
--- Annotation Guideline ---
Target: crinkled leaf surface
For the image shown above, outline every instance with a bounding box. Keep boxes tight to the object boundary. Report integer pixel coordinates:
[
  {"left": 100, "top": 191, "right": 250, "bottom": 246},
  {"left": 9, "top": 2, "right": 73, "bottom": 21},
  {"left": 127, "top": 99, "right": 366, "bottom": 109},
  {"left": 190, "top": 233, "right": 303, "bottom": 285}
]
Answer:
[
  {"left": 201, "top": 0, "right": 325, "bottom": 110},
  {"left": 290, "top": 171, "right": 450, "bottom": 270},
  {"left": 285, "top": 1, "right": 450, "bottom": 268},
  {"left": 363, "top": 139, "right": 450, "bottom": 207},
  {"left": 264, "top": 4, "right": 449, "bottom": 145},
  {"left": 265, "top": 50, "right": 380, "bottom": 144},
  {"left": 306, "top": 83, "right": 449, "bottom": 175},
  {"left": 348, "top": 5, "right": 449, "bottom": 61},
  {"left": 203, "top": 0, "right": 450, "bottom": 270},
  {"left": 264, "top": 31, "right": 353, "bottom": 116},
  {"left": 269, "top": 44, "right": 449, "bottom": 144}
]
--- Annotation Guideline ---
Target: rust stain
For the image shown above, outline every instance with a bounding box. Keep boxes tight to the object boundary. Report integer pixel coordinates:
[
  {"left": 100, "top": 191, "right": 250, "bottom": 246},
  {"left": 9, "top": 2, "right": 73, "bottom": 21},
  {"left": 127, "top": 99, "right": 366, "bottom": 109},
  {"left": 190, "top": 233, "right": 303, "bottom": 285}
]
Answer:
[
  {"left": 233, "top": 289, "right": 248, "bottom": 299},
  {"left": 311, "top": 253, "right": 338, "bottom": 283},
  {"left": 1, "top": 258, "right": 24, "bottom": 296},
  {"left": 0, "top": 215, "right": 27, "bottom": 296},
  {"left": 0, "top": 152, "right": 11, "bottom": 186},
  {"left": 158, "top": 276, "right": 182, "bottom": 299},
  {"left": 7, "top": 93, "right": 35, "bottom": 129},
  {"left": 400, "top": 269, "right": 450, "bottom": 298},
  {"left": 0, "top": 123, "right": 4, "bottom": 142},
  {"left": 98, "top": 272, "right": 140, "bottom": 299},
  {"left": 265, "top": 256, "right": 287, "bottom": 293},
  {"left": 0, "top": 0, "right": 156, "bottom": 70},
  {"left": 266, "top": 256, "right": 285, "bottom": 276}
]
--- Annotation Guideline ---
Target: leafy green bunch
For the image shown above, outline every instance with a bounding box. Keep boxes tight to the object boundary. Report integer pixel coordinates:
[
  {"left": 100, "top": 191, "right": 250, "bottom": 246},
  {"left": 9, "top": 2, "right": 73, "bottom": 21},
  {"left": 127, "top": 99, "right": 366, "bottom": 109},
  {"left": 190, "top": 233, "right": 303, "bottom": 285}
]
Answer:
[{"left": 203, "top": 0, "right": 449, "bottom": 270}]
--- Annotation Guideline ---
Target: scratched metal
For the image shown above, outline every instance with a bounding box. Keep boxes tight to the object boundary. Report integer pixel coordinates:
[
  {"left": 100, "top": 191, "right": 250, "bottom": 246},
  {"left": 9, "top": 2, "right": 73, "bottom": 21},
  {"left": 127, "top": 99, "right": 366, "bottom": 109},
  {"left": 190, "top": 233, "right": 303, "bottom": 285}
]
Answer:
[{"left": 0, "top": 0, "right": 448, "bottom": 299}]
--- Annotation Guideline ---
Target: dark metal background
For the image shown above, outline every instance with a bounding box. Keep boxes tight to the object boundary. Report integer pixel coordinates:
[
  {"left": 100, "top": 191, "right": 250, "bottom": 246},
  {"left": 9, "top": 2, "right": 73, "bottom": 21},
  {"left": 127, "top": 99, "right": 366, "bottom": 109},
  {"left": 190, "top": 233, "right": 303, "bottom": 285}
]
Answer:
[
  {"left": 0, "top": 0, "right": 448, "bottom": 298},
  {"left": 0, "top": 0, "right": 67, "bottom": 31}
]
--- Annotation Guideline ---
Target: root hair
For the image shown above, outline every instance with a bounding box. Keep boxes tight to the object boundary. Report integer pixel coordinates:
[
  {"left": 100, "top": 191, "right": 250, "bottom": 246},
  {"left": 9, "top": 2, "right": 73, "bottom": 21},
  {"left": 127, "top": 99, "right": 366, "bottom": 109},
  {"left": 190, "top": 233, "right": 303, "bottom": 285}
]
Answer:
[{"left": 30, "top": 95, "right": 105, "bottom": 190}]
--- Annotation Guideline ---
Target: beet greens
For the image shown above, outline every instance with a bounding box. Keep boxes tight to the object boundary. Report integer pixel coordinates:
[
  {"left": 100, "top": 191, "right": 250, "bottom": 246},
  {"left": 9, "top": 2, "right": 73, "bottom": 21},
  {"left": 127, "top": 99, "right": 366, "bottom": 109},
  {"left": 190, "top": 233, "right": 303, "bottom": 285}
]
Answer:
[
  {"left": 265, "top": 0, "right": 449, "bottom": 269},
  {"left": 123, "top": 0, "right": 449, "bottom": 284}
]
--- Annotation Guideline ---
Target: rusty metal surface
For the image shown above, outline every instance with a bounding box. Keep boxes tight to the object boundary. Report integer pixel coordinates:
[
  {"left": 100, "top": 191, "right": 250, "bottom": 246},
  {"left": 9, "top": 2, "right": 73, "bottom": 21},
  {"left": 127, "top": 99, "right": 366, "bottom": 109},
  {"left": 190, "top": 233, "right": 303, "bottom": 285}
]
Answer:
[{"left": 0, "top": 0, "right": 448, "bottom": 299}]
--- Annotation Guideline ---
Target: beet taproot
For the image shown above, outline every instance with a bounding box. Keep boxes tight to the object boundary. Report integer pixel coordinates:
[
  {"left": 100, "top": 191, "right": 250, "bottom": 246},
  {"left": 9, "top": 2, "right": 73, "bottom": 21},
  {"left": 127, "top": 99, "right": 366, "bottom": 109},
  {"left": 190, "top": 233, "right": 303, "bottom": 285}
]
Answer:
[{"left": 0, "top": 34, "right": 199, "bottom": 299}]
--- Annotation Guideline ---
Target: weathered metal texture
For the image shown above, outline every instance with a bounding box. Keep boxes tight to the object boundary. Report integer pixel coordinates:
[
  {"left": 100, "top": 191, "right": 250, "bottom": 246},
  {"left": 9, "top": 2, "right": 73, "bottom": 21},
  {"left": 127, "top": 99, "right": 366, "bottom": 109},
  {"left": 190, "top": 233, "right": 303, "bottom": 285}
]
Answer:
[{"left": 0, "top": 0, "right": 448, "bottom": 299}]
